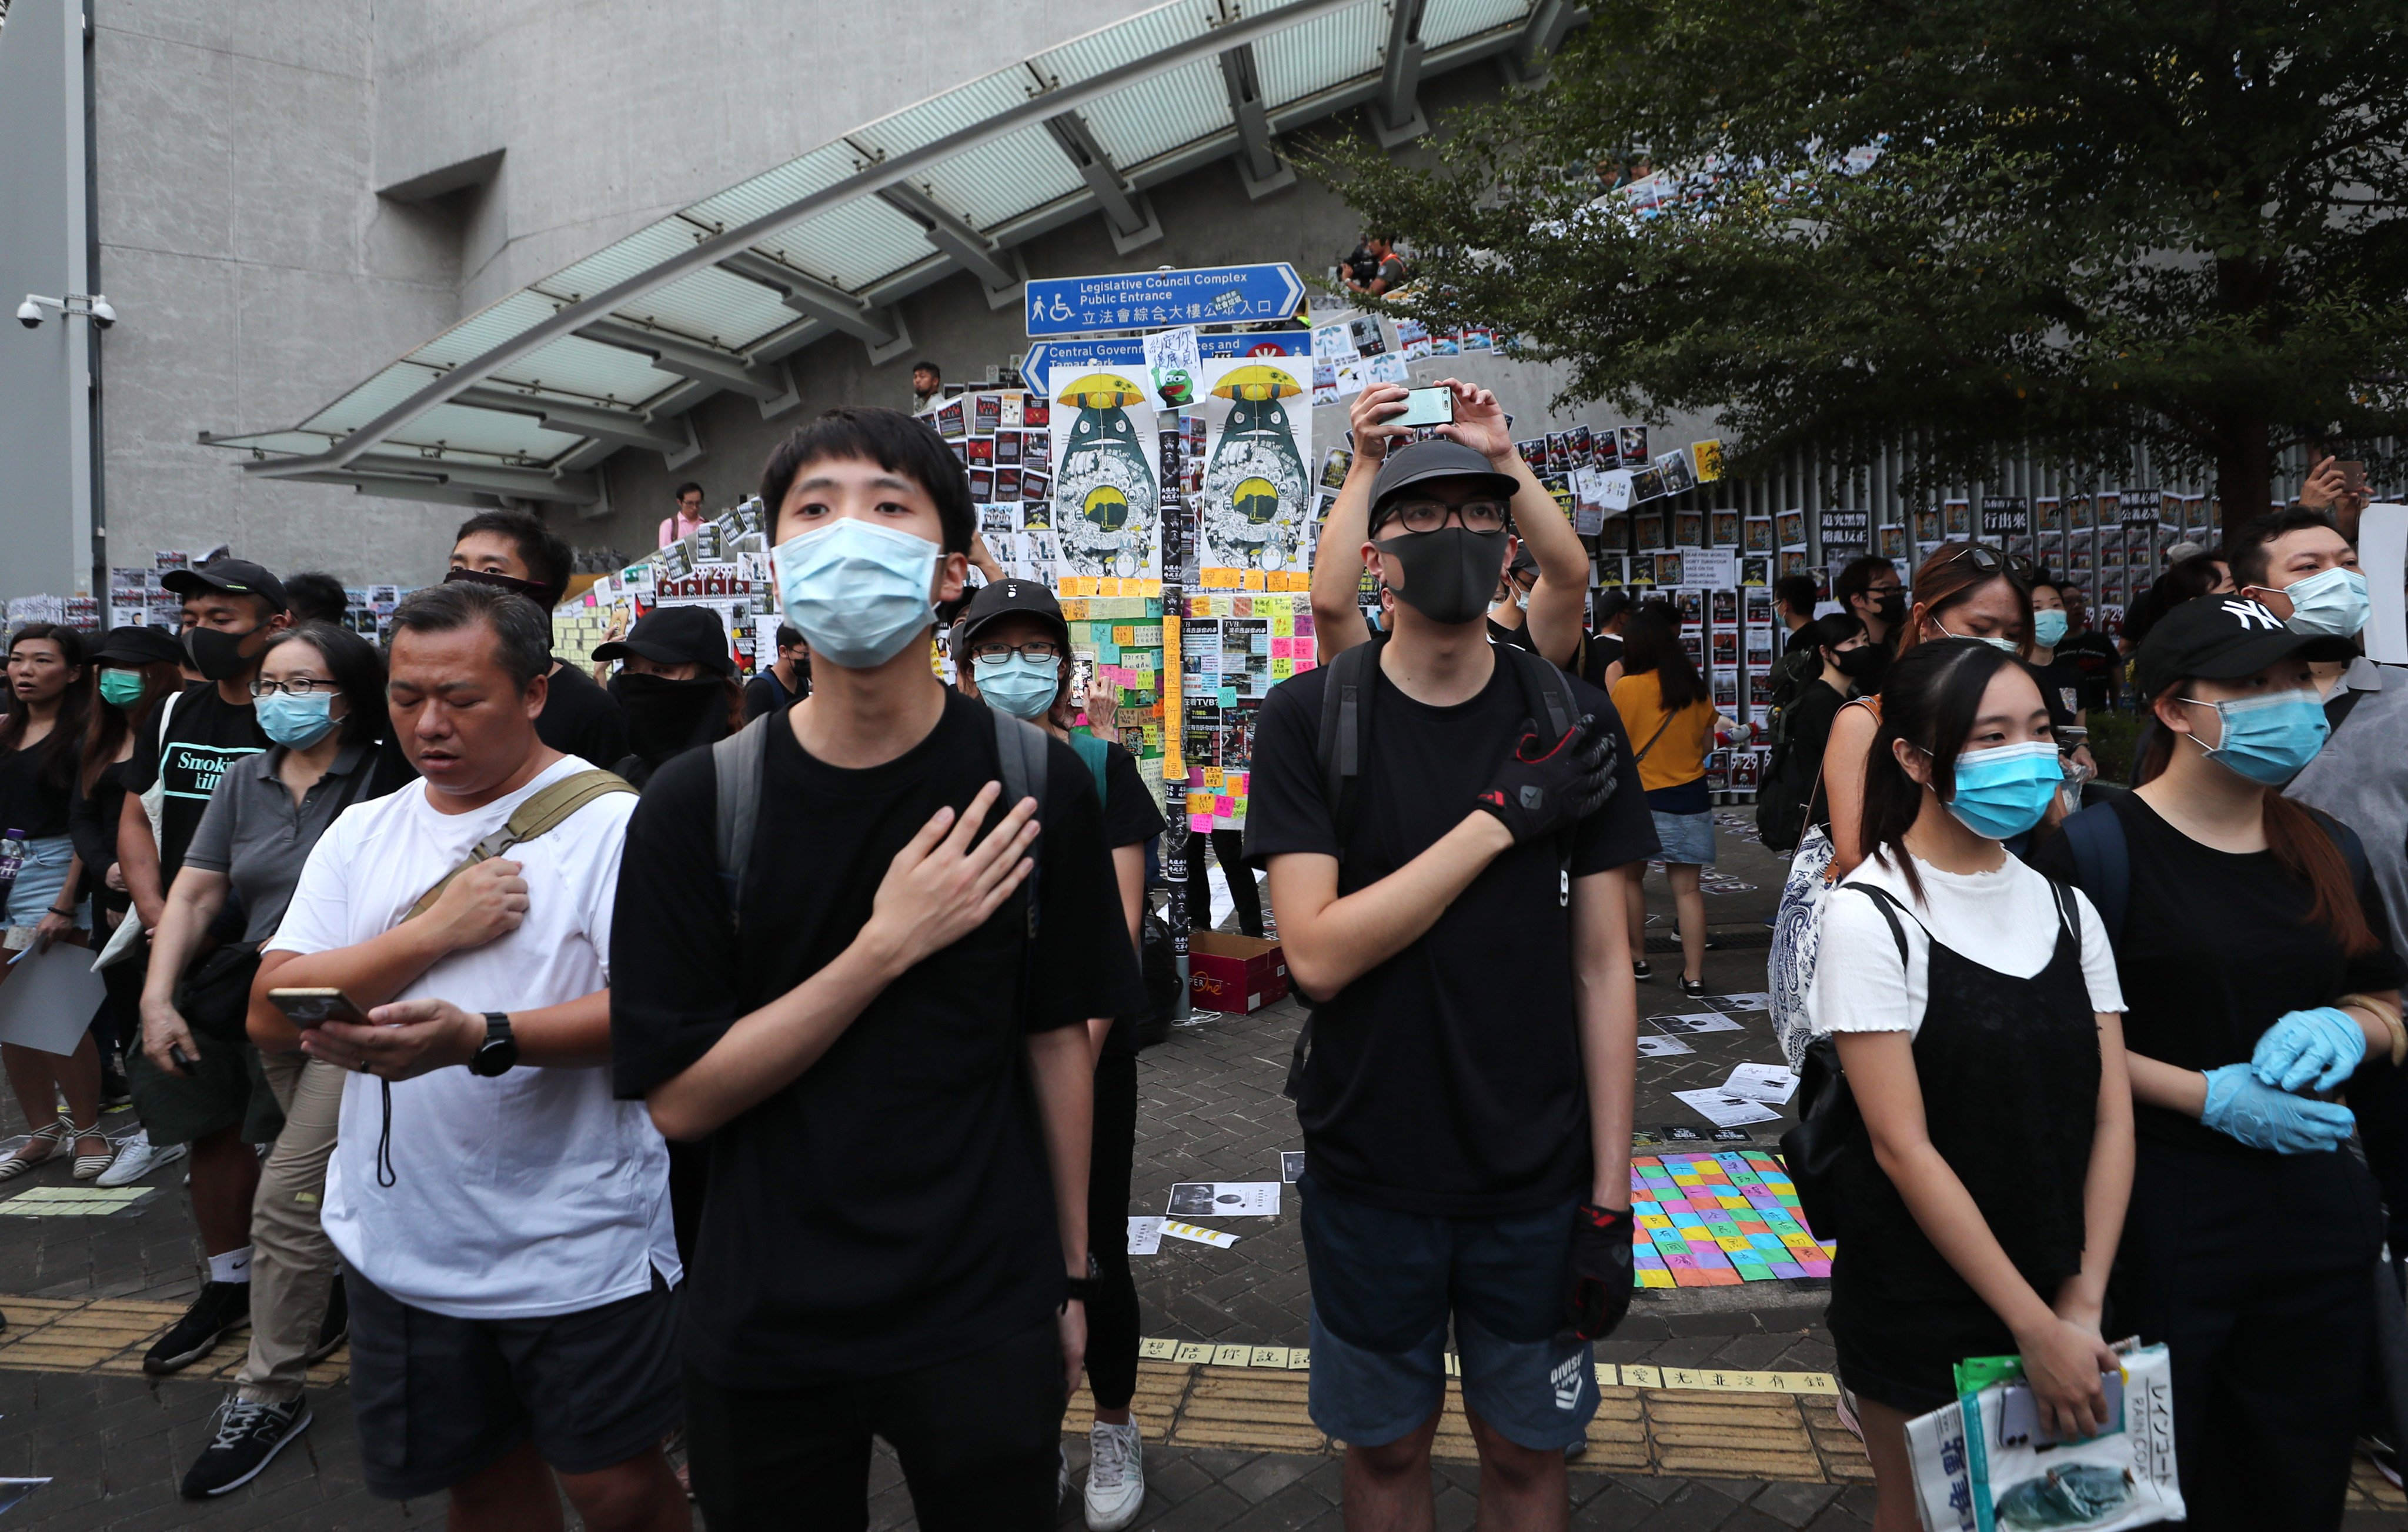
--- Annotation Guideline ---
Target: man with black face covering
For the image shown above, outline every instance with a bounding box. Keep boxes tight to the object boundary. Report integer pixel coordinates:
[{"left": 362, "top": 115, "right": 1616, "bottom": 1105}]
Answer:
[
  {"left": 1244, "top": 440, "right": 1658, "bottom": 1530},
  {"left": 447, "top": 510, "right": 630, "bottom": 771},
  {"left": 1832, "top": 554, "right": 1906, "bottom": 691},
  {"left": 119, "top": 557, "right": 292, "bottom": 1376},
  {"left": 592, "top": 606, "right": 738, "bottom": 791}
]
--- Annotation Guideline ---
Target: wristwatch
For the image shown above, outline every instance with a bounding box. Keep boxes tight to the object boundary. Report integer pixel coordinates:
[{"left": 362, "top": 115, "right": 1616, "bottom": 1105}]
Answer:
[
  {"left": 468, "top": 1012, "right": 519, "bottom": 1077},
  {"left": 1063, "top": 1253, "right": 1102, "bottom": 1307}
]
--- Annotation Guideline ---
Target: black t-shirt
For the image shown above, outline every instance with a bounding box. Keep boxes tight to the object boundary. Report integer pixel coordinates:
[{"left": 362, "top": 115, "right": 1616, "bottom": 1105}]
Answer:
[
  {"left": 537, "top": 662, "right": 629, "bottom": 773},
  {"left": 2056, "top": 633, "right": 2120, "bottom": 711},
  {"left": 1784, "top": 680, "right": 1847, "bottom": 833},
  {"left": 2028, "top": 655, "right": 2083, "bottom": 730},
  {"left": 741, "top": 670, "right": 801, "bottom": 722},
  {"left": 610, "top": 690, "right": 1146, "bottom": 1386},
  {"left": 122, "top": 686, "right": 267, "bottom": 881},
  {"left": 1783, "top": 623, "right": 1818, "bottom": 656},
  {"left": 2030, "top": 793, "right": 2404, "bottom": 1157},
  {"left": 1579, "top": 633, "right": 1624, "bottom": 689},
  {"left": 1242, "top": 654, "right": 1659, "bottom": 1215},
  {"left": 1486, "top": 616, "right": 1537, "bottom": 652},
  {"left": 0, "top": 739, "right": 74, "bottom": 840},
  {"left": 1084, "top": 739, "right": 1167, "bottom": 1061}
]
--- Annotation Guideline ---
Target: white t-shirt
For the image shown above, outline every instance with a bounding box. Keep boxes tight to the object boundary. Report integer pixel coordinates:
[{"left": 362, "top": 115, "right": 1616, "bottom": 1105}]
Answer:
[
  {"left": 1806, "top": 847, "right": 2124, "bottom": 1039},
  {"left": 269, "top": 755, "right": 677, "bottom": 1320}
]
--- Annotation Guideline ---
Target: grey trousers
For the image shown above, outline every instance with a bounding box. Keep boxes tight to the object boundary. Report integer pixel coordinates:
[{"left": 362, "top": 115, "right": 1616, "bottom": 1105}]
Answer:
[{"left": 235, "top": 1050, "right": 343, "bottom": 1403}]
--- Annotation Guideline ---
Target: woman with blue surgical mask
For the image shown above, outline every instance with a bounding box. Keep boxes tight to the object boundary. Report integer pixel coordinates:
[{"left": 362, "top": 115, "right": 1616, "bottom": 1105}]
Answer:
[
  {"left": 2022, "top": 578, "right": 2098, "bottom": 792},
  {"left": 1806, "top": 638, "right": 2133, "bottom": 1527},
  {"left": 2032, "top": 593, "right": 2400, "bottom": 1526}
]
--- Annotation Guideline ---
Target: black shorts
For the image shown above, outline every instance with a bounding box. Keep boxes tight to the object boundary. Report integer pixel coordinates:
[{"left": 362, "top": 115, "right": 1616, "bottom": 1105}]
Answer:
[
  {"left": 343, "top": 1260, "right": 683, "bottom": 1500},
  {"left": 1826, "top": 1276, "right": 2019, "bottom": 1417}
]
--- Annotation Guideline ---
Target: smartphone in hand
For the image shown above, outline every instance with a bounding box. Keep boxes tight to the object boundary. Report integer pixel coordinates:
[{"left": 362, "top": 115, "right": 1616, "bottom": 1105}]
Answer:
[
  {"left": 1398, "top": 386, "right": 1455, "bottom": 428},
  {"left": 267, "top": 987, "right": 371, "bottom": 1029}
]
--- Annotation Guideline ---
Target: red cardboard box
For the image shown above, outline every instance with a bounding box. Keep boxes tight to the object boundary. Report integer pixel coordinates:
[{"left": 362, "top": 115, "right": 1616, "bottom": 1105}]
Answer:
[{"left": 1188, "top": 931, "right": 1288, "bottom": 1014}]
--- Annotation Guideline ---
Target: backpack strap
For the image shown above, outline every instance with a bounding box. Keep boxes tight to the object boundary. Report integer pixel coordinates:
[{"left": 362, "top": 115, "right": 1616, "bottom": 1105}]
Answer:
[
  {"left": 712, "top": 714, "right": 774, "bottom": 927},
  {"left": 1499, "top": 645, "right": 1584, "bottom": 907},
  {"left": 1315, "top": 638, "right": 1382, "bottom": 868},
  {"left": 992, "top": 707, "right": 1050, "bottom": 939},
  {"left": 2056, "top": 801, "right": 2130, "bottom": 945},
  {"left": 404, "top": 769, "right": 636, "bottom": 921},
  {"left": 1836, "top": 882, "right": 1918, "bottom": 970}
]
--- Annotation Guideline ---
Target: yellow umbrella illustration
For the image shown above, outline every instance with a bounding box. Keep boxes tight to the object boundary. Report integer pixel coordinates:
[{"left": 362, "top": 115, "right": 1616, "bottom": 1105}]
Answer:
[
  {"left": 1209, "top": 365, "right": 1304, "bottom": 403},
  {"left": 1057, "top": 373, "right": 1148, "bottom": 409},
  {"left": 1054, "top": 374, "right": 1158, "bottom": 577}
]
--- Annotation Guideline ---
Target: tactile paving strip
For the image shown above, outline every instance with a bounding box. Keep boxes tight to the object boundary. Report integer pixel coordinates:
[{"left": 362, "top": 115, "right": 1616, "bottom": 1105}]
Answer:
[{"left": 0, "top": 1294, "right": 349, "bottom": 1387}]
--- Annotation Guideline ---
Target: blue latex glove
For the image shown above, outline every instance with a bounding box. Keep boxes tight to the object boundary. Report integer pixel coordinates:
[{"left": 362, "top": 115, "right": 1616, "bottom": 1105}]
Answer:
[
  {"left": 2200, "top": 1063, "right": 2357, "bottom": 1153},
  {"left": 2251, "top": 1006, "right": 2366, "bottom": 1093}
]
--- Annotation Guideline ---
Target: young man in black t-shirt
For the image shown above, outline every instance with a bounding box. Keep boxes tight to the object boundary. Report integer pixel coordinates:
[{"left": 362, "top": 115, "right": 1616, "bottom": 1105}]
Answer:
[
  {"left": 611, "top": 408, "right": 1144, "bottom": 1531},
  {"left": 122, "top": 558, "right": 289, "bottom": 1376},
  {"left": 1247, "top": 439, "right": 1655, "bottom": 1528}
]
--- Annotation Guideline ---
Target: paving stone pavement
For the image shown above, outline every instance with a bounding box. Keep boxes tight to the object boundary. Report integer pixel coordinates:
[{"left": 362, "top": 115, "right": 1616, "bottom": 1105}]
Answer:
[{"left": 2, "top": 822, "right": 2399, "bottom": 1527}]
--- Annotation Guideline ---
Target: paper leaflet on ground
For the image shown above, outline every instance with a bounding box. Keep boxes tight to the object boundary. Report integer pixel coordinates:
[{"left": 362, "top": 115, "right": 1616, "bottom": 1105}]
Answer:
[
  {"left": 1280, "top": 1151, "right": 1305, "bottom": 1183},
  {"left": 1635, "top": 1033, "right": 1695, "bottom": 1058},
  {"left": 1650, "top": 1012, "right": 1744, "bottom": 1036},
  {"left": 1723, "top": 1063, "right": 1799, "bottom": 1104},
  {"left": 1160, "top": 1220, "right": 1240, "bottom": 1249},
  {"left": 1167, "top": 1181, "right": 1281, "bottom": 1217},
  {"left": 1127, "top": 1216, "right": 1165, "bottom": 1256},
  {"left": 1671, "top": 1087, "right": 1783, "bottom": 1129},
  {"left": 1710, "top": 992, "right": 1772, "bottom": 1012},
  {"left": 1905, "top": 1343, "right": 2182, "bottom": 1532},
  {"left": 0, "top": 1479, "right": 48, "bottom": 1514}
]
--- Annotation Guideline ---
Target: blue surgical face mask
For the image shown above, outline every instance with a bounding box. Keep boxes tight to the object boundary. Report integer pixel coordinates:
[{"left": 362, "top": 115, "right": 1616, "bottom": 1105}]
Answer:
[
  {"left": 255, "top": 690, "right": 338, "bottom": 749},
  {"left": 773, "top": 519, "right": 941, "bottom": 670},
  {"left": 2280, "top": 565, "right": 2369, "bottom": 639},
  {"left": 973, "top": 653, "right": 1061, "bottom": 720},
  {"left": 1937, "top": 620, "right": 2020, "bottom": 655},
  {"left": 2030, "top": 609, "right": 2069, "bottom": 649},
  {"left": 1939, "top": 739, "right": 2062, "bottom": 840},
  {"left": 2182, "top": 689, "right": 2330, "bottom": 785}
]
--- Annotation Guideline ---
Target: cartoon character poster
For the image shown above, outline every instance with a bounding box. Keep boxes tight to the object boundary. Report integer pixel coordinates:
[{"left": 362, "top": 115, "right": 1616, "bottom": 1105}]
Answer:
[
  {"left": 1047, "top": 368, "right": 1163, "bottom": 581},
  {"left": 1194, "top": 359, "right": 1314, "bottom": 575}
]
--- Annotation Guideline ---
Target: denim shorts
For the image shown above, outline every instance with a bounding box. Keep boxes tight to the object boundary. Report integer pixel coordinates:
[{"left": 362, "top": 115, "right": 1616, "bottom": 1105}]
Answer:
[
  {"left": 1648, "top": 810, "right": 1715, "bottom": 865},
  {"left": 1300, "top": 1176, "right": 1597, "bottom": 1451},
  {"left": 5, "top": 835, "right": 79, "bottom": 926}
]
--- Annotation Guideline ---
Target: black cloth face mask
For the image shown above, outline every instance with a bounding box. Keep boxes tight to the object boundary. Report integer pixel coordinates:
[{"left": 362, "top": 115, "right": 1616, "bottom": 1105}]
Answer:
[
  {"left": 1371, "top": 526, "right": 1509, "bottom": 626},
  {"left": 1873, "top": 590, "right": 1907, "bottom": 622},
  {"left": 182, "top": 624, "right": 260, "bottom": 682},
  {"left": 613, "top": 672, "right": 726, "bottom": 763},
  {"left": 445, "top": 566, "right": 552, "bottom": 604},
  {"left": 1834, "top": 645, "right": 1887, "bottom": 680}
]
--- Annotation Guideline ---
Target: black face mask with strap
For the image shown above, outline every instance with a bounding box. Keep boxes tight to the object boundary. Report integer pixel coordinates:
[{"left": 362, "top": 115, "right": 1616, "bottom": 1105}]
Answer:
[{"left": 1372, "top": 526, "right": 1508, "bottom": 626}]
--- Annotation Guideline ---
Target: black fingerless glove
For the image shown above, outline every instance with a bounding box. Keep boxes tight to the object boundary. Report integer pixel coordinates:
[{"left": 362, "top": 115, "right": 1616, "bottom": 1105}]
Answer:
[
  {"left": 1474, "top": 714, "right": 1618, "bottom": 845},
  {"left": 1561, "top": 1203, "right": 1635, "bottom": 1343}
]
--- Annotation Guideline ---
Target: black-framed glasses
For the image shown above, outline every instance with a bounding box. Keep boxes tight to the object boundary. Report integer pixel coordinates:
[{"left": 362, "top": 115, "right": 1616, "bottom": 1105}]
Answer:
[
  {"left": 1372, "top": 498, "right": 1511, "bottom": 536},
  {"left": 967, "top": 639, "right": 1064, "bottom": 664},
  {"left": 1939, "top": 541, "right": 2035, "bottom": 580},
  {"left": 250, "top": 677, "right": 340, "bottom": 698}
]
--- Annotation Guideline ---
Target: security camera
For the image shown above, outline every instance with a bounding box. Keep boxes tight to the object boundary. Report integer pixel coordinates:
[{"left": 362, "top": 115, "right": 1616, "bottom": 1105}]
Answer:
[
  {"left": 14, "top": 300, "right": 40, "bottom": 330},
  {"left": 88, "top": 296, "right": 115, "bottom": 329}
]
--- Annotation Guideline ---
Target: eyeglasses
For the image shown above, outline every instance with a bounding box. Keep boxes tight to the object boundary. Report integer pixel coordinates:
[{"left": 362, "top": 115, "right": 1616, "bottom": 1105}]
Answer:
[
  {"left": 1938, "top": 542, "right": 2035, "bottom": 580},
  {"left": 250, "top": 677, "right": 340, "bottom": 697},
  {"left": 1371, "top": 498, "right": 1511, "bottom": 536},
  {"left": 967, "top": 639, "right": 1064, "bottom": 664}
]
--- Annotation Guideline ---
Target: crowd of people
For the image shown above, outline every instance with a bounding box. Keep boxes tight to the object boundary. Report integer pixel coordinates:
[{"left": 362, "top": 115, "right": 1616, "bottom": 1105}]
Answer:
[{"left": 0, "top": 379, "right": 2398, "bottom": 1532}]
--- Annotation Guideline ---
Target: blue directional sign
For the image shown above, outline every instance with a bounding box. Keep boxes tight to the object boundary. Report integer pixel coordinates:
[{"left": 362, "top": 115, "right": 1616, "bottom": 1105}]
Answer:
[
  {"left": 1021, "top": 326, "right": 1310, "bottom": 387},
  {"left": 1024, "top": 263, "right": 1307, "bottom": 338}
]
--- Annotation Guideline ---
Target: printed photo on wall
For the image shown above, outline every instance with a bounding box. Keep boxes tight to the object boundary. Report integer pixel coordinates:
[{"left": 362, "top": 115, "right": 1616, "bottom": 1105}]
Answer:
[
  {"left": 1048, "top": 368, "right": 1163, "bottom": 581},
  {"left": 1195, "top": 359, "right": 1315, "bottom": 576}
]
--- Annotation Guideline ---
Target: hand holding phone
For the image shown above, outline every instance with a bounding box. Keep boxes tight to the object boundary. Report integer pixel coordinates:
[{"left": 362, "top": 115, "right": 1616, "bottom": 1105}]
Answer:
[
  {"left": 268, "top": 987, "right": 372, "bottom": 1030},
  {"left": 1398, "top": 386, "right": 1455, "bottom": 428}
]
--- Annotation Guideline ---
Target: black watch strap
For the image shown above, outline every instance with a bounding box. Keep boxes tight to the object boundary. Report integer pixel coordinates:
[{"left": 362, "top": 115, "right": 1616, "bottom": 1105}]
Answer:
[
  {"left": 1063, "top": 1254, "right": 1103, "bottom": 1305},
  {"left": 470, "top": 1011, "right": 517, "bottom": 1077}
]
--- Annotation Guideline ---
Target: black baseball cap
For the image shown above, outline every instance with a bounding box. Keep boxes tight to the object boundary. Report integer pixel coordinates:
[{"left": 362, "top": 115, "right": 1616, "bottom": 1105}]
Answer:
[
  {"left": 593, "top": 605, "right": 734, "bottom": 677},
  {"left": 957, "top": 578, "right": 1068, "bottom": 649},
  {"left": 2134, "top": 593, "right": 2357, "bottom": 701},
  {"left": 89, "top": 626, "right": 183, "bottom": 668},
  {"left": 160, "top": 557, "right": 288, "bottom": 612},
  {"left": 1366, "top": 440, "right": 1518, "bottom": 532}
]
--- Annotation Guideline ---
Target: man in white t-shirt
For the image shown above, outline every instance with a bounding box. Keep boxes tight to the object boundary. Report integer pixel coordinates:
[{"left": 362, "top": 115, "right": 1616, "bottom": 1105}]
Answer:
[{"left": 259, "top": 581, "right": 684, "bottom": 1532}]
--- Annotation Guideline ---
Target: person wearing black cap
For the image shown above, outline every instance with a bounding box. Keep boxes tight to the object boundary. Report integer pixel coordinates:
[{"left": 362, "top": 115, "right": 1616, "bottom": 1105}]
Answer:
[
  {"left": 70, "top": 626, "right": 186, "bottom": 1164},
  {"left": 2032, "top": 593, "right": 2402, "bottom": 1526},
  {"left": 1245, "top": 433, "right": 1654, "bottom": 1529},
  {"left": 115, "top": 559, "right": 295, "bottom": 1379},
  {"left": 954, "top": 575, "right": 1167, "bottom": 1531},
  {"left": 592, "top": 605, "right": 740, "bottom": 790},
  {"left": 740, "top": 625, "right": 812, "bottom": 720},
  {"left": 1306, "top": 380, "right": 1594, "bottom": 670},
  {"left": 447, "top": 509, "right": 630, "bottom": 772}
]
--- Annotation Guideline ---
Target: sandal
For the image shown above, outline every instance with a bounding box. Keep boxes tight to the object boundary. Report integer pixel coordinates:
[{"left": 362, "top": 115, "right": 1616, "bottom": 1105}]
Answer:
[
  {"left": 0, "top": 1122, "right": 68, "bottom": 1184},
  {"left": 69, "top": 1121, "right": 112, "bottom": 1181}
]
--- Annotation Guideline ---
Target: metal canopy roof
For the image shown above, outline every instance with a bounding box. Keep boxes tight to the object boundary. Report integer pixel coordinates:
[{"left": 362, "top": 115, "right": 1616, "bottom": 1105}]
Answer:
[{"left": 201, "top": 0, "right": 1576, "bottom": 508}]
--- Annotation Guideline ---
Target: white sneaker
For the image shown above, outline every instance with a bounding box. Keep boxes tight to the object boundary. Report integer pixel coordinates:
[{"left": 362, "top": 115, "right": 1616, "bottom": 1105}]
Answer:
[
  {"left": 1084, "top": 1419, "right": 1145, "bottom": 1532},
  {"left": 96, "top": 1130, "right": 187, "bottom": 1189}
]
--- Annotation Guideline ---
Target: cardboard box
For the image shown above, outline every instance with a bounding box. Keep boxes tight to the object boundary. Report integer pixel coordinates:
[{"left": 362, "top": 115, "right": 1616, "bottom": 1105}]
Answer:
[{"left": 1188, "top": 930, "right": 1288, "bottom": 1014}]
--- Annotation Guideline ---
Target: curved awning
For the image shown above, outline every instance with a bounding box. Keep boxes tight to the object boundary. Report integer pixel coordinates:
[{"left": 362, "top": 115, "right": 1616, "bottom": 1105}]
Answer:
[{"left": 201, "top": 0, "right": 1579, "bottom": 508}]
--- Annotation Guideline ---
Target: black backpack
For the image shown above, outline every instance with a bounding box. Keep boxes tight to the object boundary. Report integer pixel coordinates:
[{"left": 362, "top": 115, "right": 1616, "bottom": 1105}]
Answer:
[
  {"left": 1281, "top": 635, "right": 1583, "bottom": 1097},
  {"left": 1754, "top": 693, "right": 1812, "bottom": 855}
]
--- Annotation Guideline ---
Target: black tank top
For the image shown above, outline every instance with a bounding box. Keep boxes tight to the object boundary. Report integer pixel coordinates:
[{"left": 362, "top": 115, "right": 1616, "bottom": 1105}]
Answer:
[{"left": 1832, "top": 880, "right": 2100, "bottom": 1303}]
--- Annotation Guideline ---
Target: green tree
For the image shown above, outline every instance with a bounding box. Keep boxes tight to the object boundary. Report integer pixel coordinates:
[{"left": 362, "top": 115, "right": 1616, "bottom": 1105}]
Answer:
[{"left": 1318, "top": 0, "right": 2408, "bottom": 530}]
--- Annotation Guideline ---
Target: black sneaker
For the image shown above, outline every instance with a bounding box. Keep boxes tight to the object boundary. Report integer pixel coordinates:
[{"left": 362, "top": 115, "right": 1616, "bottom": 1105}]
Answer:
[
  {"left": 98, "top": 1062, "right": 131, "bottom": 1111},
  {"left": 303, "top": 1275, "right": 347, "bottom": 1365},
  {"left": 180, "top": 1395, "right": 311, "bottom": 1498},
  {"left": 1681, "top": 977, "right": 1708, "bottom": 999},
  {"left": 143, "top": 1280, "right": 251, "bottom": 1376},
  {"left": 1632, "top": 960, "right": 1654, "bottom": 981}
]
